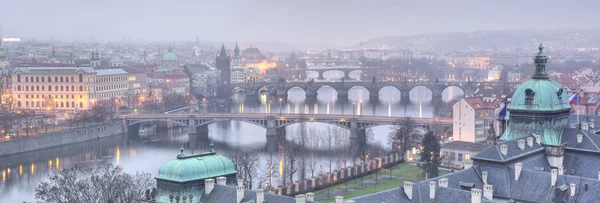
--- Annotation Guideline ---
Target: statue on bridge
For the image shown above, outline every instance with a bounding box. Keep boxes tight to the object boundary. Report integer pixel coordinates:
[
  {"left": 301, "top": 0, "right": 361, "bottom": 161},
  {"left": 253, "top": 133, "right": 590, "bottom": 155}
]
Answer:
[{"left": 372, "top": 76, "right": 376, "bottom": 83}]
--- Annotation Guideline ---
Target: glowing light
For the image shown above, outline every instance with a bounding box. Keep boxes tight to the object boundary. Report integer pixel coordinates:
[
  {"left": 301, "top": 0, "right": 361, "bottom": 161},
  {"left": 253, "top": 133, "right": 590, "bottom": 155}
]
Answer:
[
  {"left": 31, "top": 164, "right": 35, "bottom": 174},
  {"left": 388, "top": 102, "right": 391, "bottom": 117},
  {"left": 56, "top": 157, "right": 60, "bottom": 169},
  {"left": 116, "top": 146, "right": 121, "bottom": 166},
  {"left": 129, "top": 149, "right": 137, "bottom": 158},
  {"left": 313, "top": 103, "right": 318, "bottom": 114},
  {"left": 326, "top": 103, "right": 330, "bottom": 114},
  {"left": 19, "top": 165, "right": 22, "bottom": 176},
  {"left": 419, "top": 102, "right": 423, "bottom": 118},
  {"left": 2, "top": 170, "right": 5, "bottom": 182},
  {"left": 48, "top": 160, "right": 53, "bottom": 169}
]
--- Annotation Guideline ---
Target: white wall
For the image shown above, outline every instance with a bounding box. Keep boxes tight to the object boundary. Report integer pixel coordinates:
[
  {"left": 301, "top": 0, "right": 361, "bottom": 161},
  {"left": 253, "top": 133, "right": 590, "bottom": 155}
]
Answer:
[{"left": 453, "top": 99, "right": 476, "bottom": 142}]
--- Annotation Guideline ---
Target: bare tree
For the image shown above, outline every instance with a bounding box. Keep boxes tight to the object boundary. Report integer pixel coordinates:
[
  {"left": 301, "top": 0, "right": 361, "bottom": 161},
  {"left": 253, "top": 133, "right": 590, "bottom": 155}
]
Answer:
[
  {"left": 306, "top": 127, "right": 321, "bottom": 177},
  {"left": 335, "top": 127, "right": 352, "bottom": 168},
  {"left": 35, "top": 162, "right": 154, "bottom": 203},
  {"left": 297, "top": 120, "right": 308, "bottom": 181},
  {"left": 388, "top": 117, "right": 419, "bottom": 160},
  {"left": 283, "top": 139, "right": 302, "bottom": 185},
  {"left": 257, "top": 157, "right": 279, "bottom": 190},
  {"left": 356, "top": 128, "right": 375, "bottom": 163},
  {"left": 227, "top": 150, "right": 260, "bottom": 189},
  {"left": 322, "top": 126, "right": 338, "bottom": 174}
]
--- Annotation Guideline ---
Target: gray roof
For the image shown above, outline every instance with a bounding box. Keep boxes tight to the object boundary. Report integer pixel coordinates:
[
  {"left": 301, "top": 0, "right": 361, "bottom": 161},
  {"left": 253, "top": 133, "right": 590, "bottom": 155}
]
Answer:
[
  {"left": 203, "top": 185, "right": 316, "bottom": 203},
  {"left": 14, "top": 67, "right": 95, "bottom": 74},
  {"left": 442, "top": 141, "right": 490, "bottom": 152},
  {"left": 473, "top": 139, "right": 544, "bottom": 163},
  {"left": 95, "top": 68, "right": 128, "bottom": 76}
]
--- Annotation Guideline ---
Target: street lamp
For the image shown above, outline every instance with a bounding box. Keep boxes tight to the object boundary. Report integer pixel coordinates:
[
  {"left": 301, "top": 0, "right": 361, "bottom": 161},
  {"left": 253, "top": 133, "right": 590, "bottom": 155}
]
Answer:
[
  {"left": 352, "top": 102, "right": 356, "bottom": 118},
  {"left": 359, "top": 100, "right": 363, "bottom": 116},
  {"left": 202, "top": 98, "right": 207, "bottom": 114},
  {"left": 278, "top": 98, "right": 283, "bottom": 115}
]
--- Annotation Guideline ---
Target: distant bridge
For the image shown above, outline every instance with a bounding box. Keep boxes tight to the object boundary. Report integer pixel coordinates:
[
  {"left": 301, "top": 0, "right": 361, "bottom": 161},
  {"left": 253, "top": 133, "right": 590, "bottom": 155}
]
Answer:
[
  {"left": 123, "top": 113, "right": 451, "bottom": 152},
  {"left": 228, "top": 79, "right": 519, "bottom": 103}
]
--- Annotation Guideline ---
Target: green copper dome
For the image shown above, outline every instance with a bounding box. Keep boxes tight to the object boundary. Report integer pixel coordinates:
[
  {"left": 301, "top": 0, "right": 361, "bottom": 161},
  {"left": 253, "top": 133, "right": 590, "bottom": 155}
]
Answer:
[
  {"left": 156, "top": 147, "right": 237, "bottom": 183},
  {"left": 508, "top": 79, "right": 571, "bottom": 112},
  {"left": 110, "top": 56, "right": 122, "bottom": 63},
  {"left": 508, "top": 43, "right": 571, "bottom": 112},
  {"left": 162, "top": 46, "right": 178, "bottom": 61}
]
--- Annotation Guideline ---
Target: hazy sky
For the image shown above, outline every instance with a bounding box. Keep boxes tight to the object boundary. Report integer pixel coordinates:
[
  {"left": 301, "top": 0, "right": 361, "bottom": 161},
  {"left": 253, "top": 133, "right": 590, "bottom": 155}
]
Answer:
[{"left": 1, "top": 0, "right": 598, "bottom": 46}]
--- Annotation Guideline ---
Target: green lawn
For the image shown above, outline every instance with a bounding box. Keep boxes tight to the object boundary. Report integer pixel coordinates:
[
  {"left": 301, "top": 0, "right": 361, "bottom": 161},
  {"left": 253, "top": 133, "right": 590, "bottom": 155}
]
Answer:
[
  {"left": 312, "top": 162, "right": 450, "bottom": 201},
  {"left": 320, "top": 179, "right": 405, "bottom": 203}
]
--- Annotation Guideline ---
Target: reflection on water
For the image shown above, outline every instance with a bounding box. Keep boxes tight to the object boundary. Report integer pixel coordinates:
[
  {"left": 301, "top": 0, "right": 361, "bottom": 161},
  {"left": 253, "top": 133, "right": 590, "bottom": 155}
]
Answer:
[{"left": 0, "top": 82, "right": 464, "bottom": 202}]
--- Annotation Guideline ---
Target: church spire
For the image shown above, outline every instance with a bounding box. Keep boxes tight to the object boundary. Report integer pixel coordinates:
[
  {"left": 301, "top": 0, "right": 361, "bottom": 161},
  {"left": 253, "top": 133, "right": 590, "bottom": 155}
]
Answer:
[
  {"left": 532, "top": 43, "right": 549, "bottom": 79},
  {"left": 234, "top": 42, "right": 240, "bottom": 56},
  {"left": 219, "top": 44, "right": 227, "bottom": 57}
]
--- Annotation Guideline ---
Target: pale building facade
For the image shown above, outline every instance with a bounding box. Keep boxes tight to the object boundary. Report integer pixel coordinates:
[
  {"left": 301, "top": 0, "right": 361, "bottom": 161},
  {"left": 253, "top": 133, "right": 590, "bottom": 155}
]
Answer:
[
  {"left": 90, "top": 69, "right": 129, "bottom": 106},
  {"left": 452, "top": 97, "right": 498, "bottom": 143},
  {"left": 12, "top": 67, "right": 96, "bottom": 111}
]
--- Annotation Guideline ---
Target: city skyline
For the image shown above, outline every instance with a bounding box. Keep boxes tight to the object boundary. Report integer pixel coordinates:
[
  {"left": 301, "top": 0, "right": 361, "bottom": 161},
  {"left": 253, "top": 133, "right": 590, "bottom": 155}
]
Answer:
[{"left": 1, "top": 0, "right": 599, "bottom": 47}]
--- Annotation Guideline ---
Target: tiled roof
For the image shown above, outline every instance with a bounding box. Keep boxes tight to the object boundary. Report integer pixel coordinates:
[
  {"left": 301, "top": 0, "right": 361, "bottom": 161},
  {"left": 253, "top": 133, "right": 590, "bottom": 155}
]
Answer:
[{"left": 442, "top": 141, "right": 490, "bottom": 152}]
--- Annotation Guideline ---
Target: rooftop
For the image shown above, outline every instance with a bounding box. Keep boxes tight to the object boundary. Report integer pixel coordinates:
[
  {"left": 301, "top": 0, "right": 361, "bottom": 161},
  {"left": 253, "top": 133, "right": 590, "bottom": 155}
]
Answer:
[
  {"left": 442, "top": 141, "right": 490, "bottom": 152},
  {"left": 96, "top": 68, "right": 128, "bottom": 76}
]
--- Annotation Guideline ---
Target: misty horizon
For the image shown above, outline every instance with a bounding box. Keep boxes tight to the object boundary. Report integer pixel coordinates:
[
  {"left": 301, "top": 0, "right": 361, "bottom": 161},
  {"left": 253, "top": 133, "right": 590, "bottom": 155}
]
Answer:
[{"left": 1, "top": 0, "right": 599, "bottom": 47}]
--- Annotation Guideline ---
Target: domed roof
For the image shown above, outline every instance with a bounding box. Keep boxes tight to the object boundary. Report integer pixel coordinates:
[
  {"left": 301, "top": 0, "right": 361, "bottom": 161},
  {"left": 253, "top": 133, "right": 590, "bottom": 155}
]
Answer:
[
  {"left": 110, "top": 56, "right": 122, "bottom": 63},
  {"left": 156, "top": 145, "right": 237, "bottom": 183},
  {"left": 162, "top": 46, "right": 178, "bottom": 61},
  {"left": 507, "top": 43, "right": 571, "bottom": 112},
  {"left": 243, "top": 45, "right": 261, "bottom": 54},
  {"left": 508, "top": 79, "right": 571, "bottom": 112}
]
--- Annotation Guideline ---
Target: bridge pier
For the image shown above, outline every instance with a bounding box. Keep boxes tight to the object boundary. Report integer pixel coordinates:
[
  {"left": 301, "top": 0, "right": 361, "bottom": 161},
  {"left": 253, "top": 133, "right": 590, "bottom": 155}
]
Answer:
[
  {"left": 369, "top": 92, "right": 379, "bottom": 101},
  {"left": 432, "top": 90, "right": 443, "bottom": 105},
  {"left": 317, "top": 71, "right": 325, "bottom": 80},
  {"left": 266, "top": 117, "right": 287, "bottom": 153},
  {"left": 337, "top": 88, "right": 348, "bottom": 99},
  {"left": 344, "top": 70, "right": 351, "bottom": 80},
  {"left": 400, "top": 89, "right": 411, "bottom": 103},
  {"left": 277, "top": 88, "right": 288, "bottom": 98}
]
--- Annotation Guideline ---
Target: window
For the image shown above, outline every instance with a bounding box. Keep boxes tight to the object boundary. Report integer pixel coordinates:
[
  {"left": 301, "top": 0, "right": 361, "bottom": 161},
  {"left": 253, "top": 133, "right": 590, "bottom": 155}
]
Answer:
[
  {"left": 17, "top": 101, "right": 21, "bottom": 107},
  {"left": 36, "top": 76, "right": 39, "bottom": 82},
  {"left": 60, "top": 77, "right": 64, "bottom": 82},
  {"left": 25, "top": 77, "right": 29, "bottom": 82},
  {"left": 17, "top": 74, "right": 21, "bottom": 82},
  {"left": 60, "top": 102, "right": 64, "bottom": 108},
  {"left": 465, "top": 154, "right": 470, "bottom": 161},
  {"left": 71, "top": 102, "right": 74, "bottom": 108},
  {"left": 71, "top": 76, "right": 74, "bottom": 83},
  {"left": 42, "top": 77, "right": 45, "bottom": 82},
  {"left": 79, "top": 73, "right": 83, "bottom": 82},
  {"left": 61, "top": 86, "right": 64, "bottom": 91},
  {"left": 66, "top": 102, "right": 69, "bottom": 108},
  {"left": 17, "top": 85, "right": 21, "bottom": 91},
  {"left": 42, "top": 86, "right": 45, "bottom": 91},
  {"left": 80, "top": 102, "right": 83, "bottom": 108},
  {"left": 48, "top": 86, "right": 52, "bottom": 91},
  {"left": 79, "top": 85, "right": 83, "bottom": 91},
  {"left": 525, "top": 89, "right": 535, "bottom": 105},
  {"left": 55, "top": 76, "right": 58, "bottom": 82},
  {"left": 36, "top": 86, "right": 39, "bottom": 91},
  {"left": 26, "top": 86, "right": 29, "bottom": 91},
  {"left": 48, "top": 76, "right": 52, "bottom": 82},
  {"left": 458, "top": 153, "right": 463, "bottom": 161}
]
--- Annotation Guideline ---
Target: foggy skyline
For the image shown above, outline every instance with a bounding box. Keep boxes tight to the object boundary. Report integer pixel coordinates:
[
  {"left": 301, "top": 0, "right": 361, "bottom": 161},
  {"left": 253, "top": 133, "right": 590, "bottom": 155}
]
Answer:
[{"left": 1, "top": 0, "right": 598, "bottom": 47}]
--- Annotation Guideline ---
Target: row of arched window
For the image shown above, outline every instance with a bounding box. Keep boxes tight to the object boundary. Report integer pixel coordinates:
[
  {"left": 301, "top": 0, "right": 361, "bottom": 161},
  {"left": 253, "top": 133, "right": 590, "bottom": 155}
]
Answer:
[
  {"left": 16, "top": 85, "right": 85, "bottom": 92},
  {"left": 19, "top": 94, "right": 81, "bottom": 99},
  {"left": 17, "top": 101, "right": 84, "bottom": 108},
  {"left": 16, "top": 74, "right": 84, "bottom": 83}
]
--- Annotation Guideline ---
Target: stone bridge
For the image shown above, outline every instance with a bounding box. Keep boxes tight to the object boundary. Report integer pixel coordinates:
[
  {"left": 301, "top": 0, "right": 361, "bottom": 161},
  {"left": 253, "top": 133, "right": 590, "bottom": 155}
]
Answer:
[
  {"left": 281, "top": 67, "right": 374, "bottom": 80},
  {"left": 228, "top": 79, "right": 518, "bottom": 103},
  {"left": 123, "top": 113, "right": 451, "bottom": 152}
]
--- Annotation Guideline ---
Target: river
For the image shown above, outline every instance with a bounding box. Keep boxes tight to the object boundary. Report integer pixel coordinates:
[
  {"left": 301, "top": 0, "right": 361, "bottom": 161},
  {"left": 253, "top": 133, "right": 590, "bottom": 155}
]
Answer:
[{"left": 0, "top": 77, "right": 463, "bottom": 202}]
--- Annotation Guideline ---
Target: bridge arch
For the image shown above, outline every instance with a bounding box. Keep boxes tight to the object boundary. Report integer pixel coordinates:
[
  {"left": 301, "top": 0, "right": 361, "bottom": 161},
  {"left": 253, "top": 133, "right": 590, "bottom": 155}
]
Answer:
[
  {"left": 376, "top": 85, "right": 401, "bottom": 97},
  {"left": 315, "top": 85, "right": 338, "bottom": 95},
  {"left": 286, "top": 85, "right": 307, "bottom": 94},
  {"left": 441, "top": 85, "right": 465, "bottom": 101},
  {"left": 347, "top": 85, "right": 372, "bottom": 96}
]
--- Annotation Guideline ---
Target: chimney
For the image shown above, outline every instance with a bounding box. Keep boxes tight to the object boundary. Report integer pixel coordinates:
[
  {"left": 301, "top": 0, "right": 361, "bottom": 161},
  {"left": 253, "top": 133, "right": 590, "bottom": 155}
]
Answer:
[
  {"left": 590, "top": 119, "right": 595, "bottom": 128},
  {"left": 256, "top": 189, "right": 264, "bottom": 203},
  {"left": 237, "top": 180, "right": 244, "bottom": 203},
  {"left": 335, "top": 196, "right": 344, "bottom": 203},
  {"left": 305, "top": 193, "right": 314, "bottom": 201},
  {"left": 295, "top": 194, "right": 306, "bottom": 203},
  {"left": 517, "top": 139, "right": 525, "bottom": 150},
  {"left": 577, "top": 134, "right": 583, "bottom": 143},
  {"left": 582, "top": 122, "right": 589, "bottom": 131},
  {"left": 482, "top": 171, "right": 488, "bottom": 185},
  {"left": 205, "top": 179, "right": 215, "bottom": 195},
  {"left": 534, "top": 134, "right": 541, "bottom": 145},
  {"left": 216, "top": 176, "right": 227, "bottom": 185},
  {"left": 439, "top": 178, "right": 448, "bottom": 188},
  {"left": 404, "top": 182, "right": 413, "bottom": 200},
  {"left": 429, "top": 181, "right": 436, "bottom": 199},
  {"left": 551, "top": 169, "right": 558, "bottom": 187},
  {"left": 558, "top": 166, "right": 564, "bottom": 175},
  {"left": 570, "top": 183, "right": 576, "bottom": 197},
  {"left": 515, "top": 163, "right": 522, "bottom": 181},
  {"left": 471, "top": 188, "right": 482, "bottom": 203},
  {"left": 483, "top": 184, "right": 493, "bottom": 201},
  {"left": 500, "top": 144, "right": 508, "bottom": 156},
  {"left": 526, "top": 137, "right": 534, "bottom": 147}
]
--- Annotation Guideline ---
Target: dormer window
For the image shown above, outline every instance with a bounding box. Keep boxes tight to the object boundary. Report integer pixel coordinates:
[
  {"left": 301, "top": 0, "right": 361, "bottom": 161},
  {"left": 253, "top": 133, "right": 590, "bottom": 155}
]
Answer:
[
  {"left": 525, "top": 89, "right": 535, "bottom": 105},
  {"left": 557, "top": 88, "right": 563, "bottom": 100}
]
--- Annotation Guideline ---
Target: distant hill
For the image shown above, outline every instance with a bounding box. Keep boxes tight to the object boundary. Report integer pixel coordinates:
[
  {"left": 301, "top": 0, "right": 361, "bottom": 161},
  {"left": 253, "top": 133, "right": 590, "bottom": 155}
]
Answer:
[{"left": 355, "top": 29, "right": 600, "bottom": 51}]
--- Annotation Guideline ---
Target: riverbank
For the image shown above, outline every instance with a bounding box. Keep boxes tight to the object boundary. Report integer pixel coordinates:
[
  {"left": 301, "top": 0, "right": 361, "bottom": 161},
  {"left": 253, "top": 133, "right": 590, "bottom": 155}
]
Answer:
[{"left": 0, "top": 121, "right": 125, "bottom": 157}]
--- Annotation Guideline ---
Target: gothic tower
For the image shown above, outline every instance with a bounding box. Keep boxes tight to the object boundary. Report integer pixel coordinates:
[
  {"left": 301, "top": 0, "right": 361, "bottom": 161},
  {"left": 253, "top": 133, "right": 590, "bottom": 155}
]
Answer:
[{"left": 216, "top": 44, "right": 231, "bottom": 85}]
